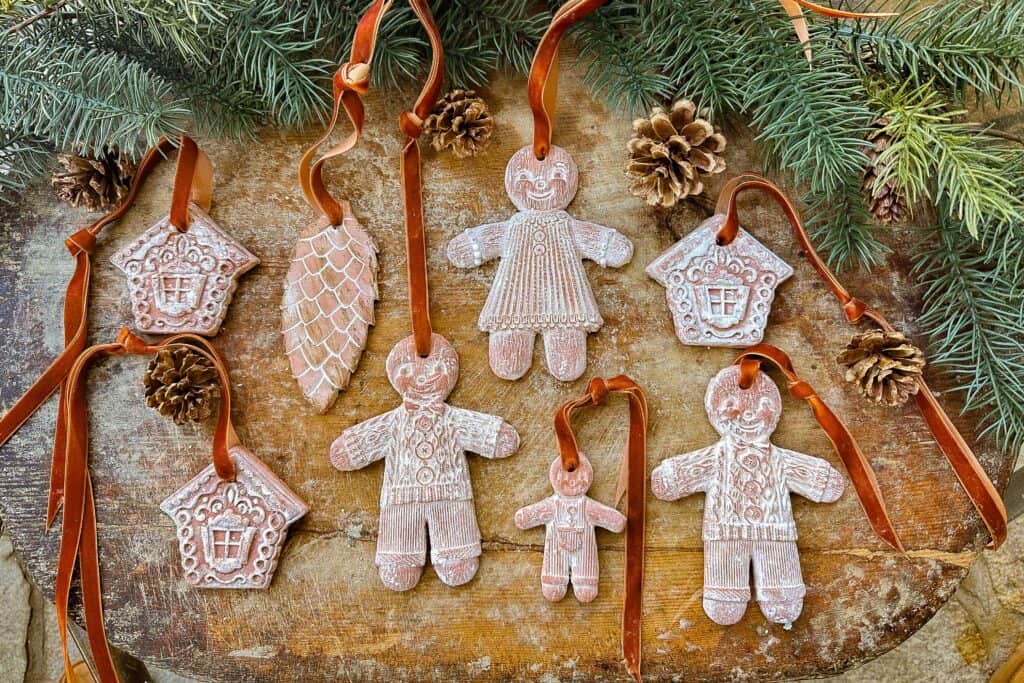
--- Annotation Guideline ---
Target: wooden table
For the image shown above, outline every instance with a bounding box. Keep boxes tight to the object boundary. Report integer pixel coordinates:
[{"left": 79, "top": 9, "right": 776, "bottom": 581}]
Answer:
[{"left": 0, "top": 72, "right": 1011, "bottom": 681}]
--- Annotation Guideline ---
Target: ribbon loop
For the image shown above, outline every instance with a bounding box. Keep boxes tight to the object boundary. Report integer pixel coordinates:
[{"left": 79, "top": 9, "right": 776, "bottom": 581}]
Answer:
[
  {"left": 64, "top": 229, "right": 96, "bottom": 256},
  {"left": 715, "top": 172, "right": 1007, "bottom": 549},
  {"left": 734, "top": 344, "right": 904, "bottom": 553},
  {"left": 553, "top": 375, "right": 648, "bottom": 682}
]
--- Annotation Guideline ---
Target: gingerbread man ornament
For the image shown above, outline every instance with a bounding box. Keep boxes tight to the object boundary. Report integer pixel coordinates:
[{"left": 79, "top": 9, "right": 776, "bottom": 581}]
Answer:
[
  {"left": 331, "top": 333, "right": 519, "bottom": 591},
  {"left": 651, "top": 365, "right": 845, "bottom": 629},
  {"left": 515, "top": 453, "right": 625, "bottom": 602},
  {"left": 447, "top": 145, "right": 633, "bottom": 382}
]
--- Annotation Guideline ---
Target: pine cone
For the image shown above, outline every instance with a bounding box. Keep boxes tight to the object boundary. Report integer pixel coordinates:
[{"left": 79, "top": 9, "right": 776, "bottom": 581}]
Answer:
[
  {"left": 424, "top": 89, "right": 494, "bottom": 158},
  {"left": 837, "top": 330, "right": 925, "bottom": 407},
  {"left": 861, "top": 119, "right": 907, "bottom": 225},
  {"left": 143, "top": 348, "right": 221, "bottom": 425},
  {"left": 625, "top": 100, "right": 727, "bottom": 208},
  {"left": 52, "top": 145, "right": 136, "bottom": 212}
]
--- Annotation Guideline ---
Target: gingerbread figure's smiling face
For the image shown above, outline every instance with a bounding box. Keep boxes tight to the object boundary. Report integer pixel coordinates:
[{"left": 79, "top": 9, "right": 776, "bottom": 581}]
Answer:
[
  {"left": 705, "top": 365, "right": 782, "bottom": 442},
  {"left": 548, "top": 452, "right": 593, "bottom": 497},
  {"left": 386, "top": 333, "right": 460, "bottom": 404},
  {"left": 505, "top": 145, "right": 579, "bottom": 212}
]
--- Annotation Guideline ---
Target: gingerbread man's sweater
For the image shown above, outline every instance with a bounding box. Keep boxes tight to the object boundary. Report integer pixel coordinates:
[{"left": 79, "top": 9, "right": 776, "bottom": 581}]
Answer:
[
  {"left": 653, "top": 436, "right": 844, "bottom": 541},
  {"left": 337, "top": 402, "right": 504, "bottom": 506}
]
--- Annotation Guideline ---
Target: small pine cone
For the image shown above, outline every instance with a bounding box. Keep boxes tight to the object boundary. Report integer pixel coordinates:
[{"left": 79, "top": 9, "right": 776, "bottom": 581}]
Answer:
[
  {"left": 625, "top": 99, "right": 727, "bottom": 208},
  {"left": 143, "top": 348, "right": 221, "bottom": 425},
  {"left": 424, "top": 89, "right": 494, "bottom": 158},
  {"left": 862, "top": 119, "right": 908, "bottom": 225},
  {"left": 52, "top": 145, "right": 136, "bottom": 212},
  {"left": 837, "top": 330, "right": 925, "bottom": 407}
]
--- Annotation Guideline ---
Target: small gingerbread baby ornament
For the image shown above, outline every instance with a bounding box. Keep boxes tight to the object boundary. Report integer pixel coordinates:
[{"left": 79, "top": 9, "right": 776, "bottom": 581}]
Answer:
[
  {"left": 652, "top": 363, "right": 845, "bottom": 629},
  {"left": 447, "top": 145, "right": 634, "bottom": 382},
  {"left": 515, "top": 453, "right": 626, "bottom": 602},
  {"left": 331, "top": 333, "right": 519, "bottom": 591}
]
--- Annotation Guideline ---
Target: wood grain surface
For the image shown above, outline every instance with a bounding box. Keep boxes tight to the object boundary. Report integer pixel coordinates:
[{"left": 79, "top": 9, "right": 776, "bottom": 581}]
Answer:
[{"left": 0, "top": 71, "right": 1013, "bottom": 682}]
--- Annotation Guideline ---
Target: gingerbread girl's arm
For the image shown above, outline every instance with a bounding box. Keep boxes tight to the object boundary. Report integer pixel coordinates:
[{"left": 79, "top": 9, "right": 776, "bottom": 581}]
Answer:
[
  {"left": 585, "top": 498, "right": 627, "bottom": 532},
  {"left": 650, "top": 445, "right": 718, "bottom": 501},
  {"left": 571, "top": 219, "right": 634, "bottom": 268},
  {"left": 446, "top": 221, "right": 509, "bottom": 268},
  {"left": 777, "top": 446, "right": 845, "bottom": 503},
  {"left": 514, "top": 496, "right": 557, "bottom": 529},
  {"left": 330, "top": 409, "right": 398, "bottom": 471},
  {"left": 450, "top": 406, "right": 520, "bottom": 458}
]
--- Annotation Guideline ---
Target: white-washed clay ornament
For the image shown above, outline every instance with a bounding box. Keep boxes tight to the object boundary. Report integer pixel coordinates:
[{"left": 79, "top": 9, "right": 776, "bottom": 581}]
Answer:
[
  {"left": 110, "top": 202, "right": 259, "bottom": 336},
  {"left": 160, "top": 444, "right": 308, "bottom": 589},
  {"left": 282, "top": 215, "right": 379, "bottom": 413},
  {"left": 515, "top": 453, "right": 625, "bottom": 603},
  {"left": 447, "top": 145, "right": 634, "bottom": 381},
  {"left": 646, "top": 213, "right": 793, "bottom": 347},
  {"left": 651, "top": 365, "right": 845, "bottom": 629},
  {"left": 330, "top": 333, "right": 520, "bottom": 591}
]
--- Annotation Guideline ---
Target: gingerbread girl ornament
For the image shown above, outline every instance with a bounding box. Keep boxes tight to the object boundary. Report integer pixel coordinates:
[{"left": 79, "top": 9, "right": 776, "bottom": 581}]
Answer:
[
  {"left": 515, "top": 453, "right": 626, "bottom": 602},
  {"left": 448, "top": 145, "right": 633, "bottom": 381},
  {"left": 331, "top": 334, "right": 519, "bottom": 590}
]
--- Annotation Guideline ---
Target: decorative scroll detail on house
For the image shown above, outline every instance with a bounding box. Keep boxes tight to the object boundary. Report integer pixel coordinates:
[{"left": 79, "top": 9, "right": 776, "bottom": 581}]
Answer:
[
  {"left": 646, "top": 213, "right": 792, "bottom": 347},
  {"left": 160, "top": 445, "right": 308, "bottom": 589},
  {"left": 110, "top": 202, "right": 258, "bottom": 336},
  {"left": 282, "top": 217, "right": 379, "bottom": 413}
]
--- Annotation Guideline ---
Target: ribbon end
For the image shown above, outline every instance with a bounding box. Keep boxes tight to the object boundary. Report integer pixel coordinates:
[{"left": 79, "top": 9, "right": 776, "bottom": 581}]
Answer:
[
  {"left": 625, "top": 655, "right": 642, "bottom": 683},
  {"left": 45, "top": 496, "right": 62, "bottom": 531}
]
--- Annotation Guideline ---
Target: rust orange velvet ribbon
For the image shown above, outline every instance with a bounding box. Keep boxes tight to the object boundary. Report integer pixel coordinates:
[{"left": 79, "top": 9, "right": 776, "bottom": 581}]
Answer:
[
  {"left": 715, "top": 173, "right": 1007, "bottom": 550},
  {"left": 0, "top": 135, "right": 212, "bottom": 528},
  {"left": 554, "top": 376, "right": 648, "bottom": 683}
]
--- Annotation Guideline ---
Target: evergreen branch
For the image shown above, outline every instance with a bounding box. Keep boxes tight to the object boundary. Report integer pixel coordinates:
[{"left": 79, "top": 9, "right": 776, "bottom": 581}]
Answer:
[
  {"left": 0, "top": 36, "right": 189, "bottom": 153},
  {"left": 803, "top": 179, "right": 891, "bottom": 269},
  {"left": 870, "top": 82, "right": 1024, "bottom": 237},
  {"left": 2, "top": 0, "right": 73, "bottom": 36},
  {"left": 914, "top": 220, "right": 1024, "bottom": 453},
  {"left": 822, "top": 0, "right": 1024, "bottom": 105},
  {"left": 0, "top": 128, "right": 50, "bottom": 202},
  {"left": 567, "top": 1, "right": 673, "bottom": 113}
]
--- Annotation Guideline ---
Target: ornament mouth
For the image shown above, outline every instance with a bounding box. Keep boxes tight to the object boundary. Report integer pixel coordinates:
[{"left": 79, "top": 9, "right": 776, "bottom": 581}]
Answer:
[
  {"left": 527, "top": 188, "right": 554, "bottom": 202},
  {"left": 734, "top": 419, "right": 767, "bottom": 436}
]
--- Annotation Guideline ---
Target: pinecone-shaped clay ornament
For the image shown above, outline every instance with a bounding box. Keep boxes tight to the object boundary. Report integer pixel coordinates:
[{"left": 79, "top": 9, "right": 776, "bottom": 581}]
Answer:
[
  {"left": 144, "top": 347, "right": 221, "bottom": 424},
  {"left": 626, "top": 100, "right": 727, "bottom": 207},
  {"left": 862, "top": 118, "right": 908, "bottom": 225},
  {"left": 424, "top": 89, "right": 495, "bottom": 158},
  {"left": 52, "top": 145, "right": 136, "bottom": 211},
  {"left": 837, "top": 330, "right": 925, "bottom": 406}
]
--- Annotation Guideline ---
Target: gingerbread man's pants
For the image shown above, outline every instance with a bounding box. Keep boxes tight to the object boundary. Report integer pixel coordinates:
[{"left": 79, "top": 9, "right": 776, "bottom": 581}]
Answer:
[
  {"left": 541, "top": 527, "right": 600, "bottom": 602},
  {"left": 376, "top": 499, "right": 481, "bottom": 589},
  {"left": 702, "top": 540, "right": 807, "bottom": 628}
]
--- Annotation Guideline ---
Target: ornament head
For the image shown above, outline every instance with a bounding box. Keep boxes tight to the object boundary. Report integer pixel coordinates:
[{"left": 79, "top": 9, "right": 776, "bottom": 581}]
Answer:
[
  {"left": 386, "top": 333, "right": 460, "bottom": 404},
  {"left": 705, "top": 365, "right": 781, "bottom": 442},
  {"left": 548, "top": 452, "right": 593, "bottom": 497},
  {"left": 504, "top": 145, "right": 578, "bottom": 212}
]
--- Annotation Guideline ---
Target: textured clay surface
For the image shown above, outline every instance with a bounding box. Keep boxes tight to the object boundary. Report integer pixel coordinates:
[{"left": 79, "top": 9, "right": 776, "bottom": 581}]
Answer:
[{"left": 0, "top": 69, "right": 1013, "bottom": 681}]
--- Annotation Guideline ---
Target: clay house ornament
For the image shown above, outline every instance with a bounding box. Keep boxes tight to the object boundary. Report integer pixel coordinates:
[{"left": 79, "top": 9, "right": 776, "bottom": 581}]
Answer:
[
  {"left": 111, "top": 202, "right": 259, "bottom": 336},
  {"left": 160, "top": 445, "right": 308, "bottom": 589},
  {"left": 646, "top": 213, "right": 792, "bottom": 347}
]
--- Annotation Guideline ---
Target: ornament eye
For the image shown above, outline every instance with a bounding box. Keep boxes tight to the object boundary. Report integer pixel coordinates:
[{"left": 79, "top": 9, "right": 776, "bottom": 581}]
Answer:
[
  {"left": 550, "top": 163, "right": 567, "bottom": 182},
  {"left": 758, "top": 397, "right": 772, "bottom": 413},
  {"left": 515, "top": 170, "right": 532, "bottom": 185},
  {"left": 721, "top": 397, "right": 738, "bottom": 414}
]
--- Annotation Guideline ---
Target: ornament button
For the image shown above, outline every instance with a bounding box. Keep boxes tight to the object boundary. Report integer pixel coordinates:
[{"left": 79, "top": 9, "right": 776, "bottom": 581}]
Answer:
[
  {"left": 534, "top": 244, "right": 546, "bottom": 255},
  {"left": 744, "top": 506, "right": 763, "bottom": 522},
  {"left": 416, "top": 467, "right": 435, "bottom": 485},
  {"left": 414, "top": 441, "right": 434, "bottom": 459}
]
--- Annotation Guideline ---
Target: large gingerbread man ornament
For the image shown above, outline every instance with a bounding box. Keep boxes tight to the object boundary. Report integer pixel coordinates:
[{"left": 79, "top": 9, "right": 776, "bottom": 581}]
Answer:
[
  {"left": 331, "top": 333, "right": 520, "bottom": 590},
  {"left": 515, "top": 453, "right": 625, "bottom": 603},
  {"left": 447, "top": 145, "right": 634, "bottom": 382},
  {"left": 651, "top": 365, "right": 845, "bottom": 629}
]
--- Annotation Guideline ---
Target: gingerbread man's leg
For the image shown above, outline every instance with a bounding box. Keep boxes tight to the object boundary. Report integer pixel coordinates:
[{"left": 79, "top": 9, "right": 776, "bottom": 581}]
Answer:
[
  {"left": 541, "top": 529, "right": 570, "bottom": 601},
  {"left": 376, "top": 503, "right": 427, "bottom": 591},
  {"left": 489, "top": 330, "right": 536, "bottom": 380},
  {"left": 541, "top": 328, "right": 587, "bottom": 382},
  {"left": 568, "top": 530, "right": 599, "bottom": 603},
  {"left": 427, "top": 499, "right": 482, "bottom": 587},
  {"left": 752, "top": 541, "right": 806, "bottom": 629},
  {"left": 703, "top": 540, "right": 752, "bottom": 625}
]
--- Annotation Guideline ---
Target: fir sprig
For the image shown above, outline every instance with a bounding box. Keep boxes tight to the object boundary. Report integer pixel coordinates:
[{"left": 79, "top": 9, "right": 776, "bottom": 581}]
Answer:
[
  {"left": 870, "top": 82, "right": 1024, "bottom": 237},
  {"left": 0, "top": 128, "right": 50, "bottom": 202},
  {"left": 0, "top": 36, "right": 189, "bottom": 154}
]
